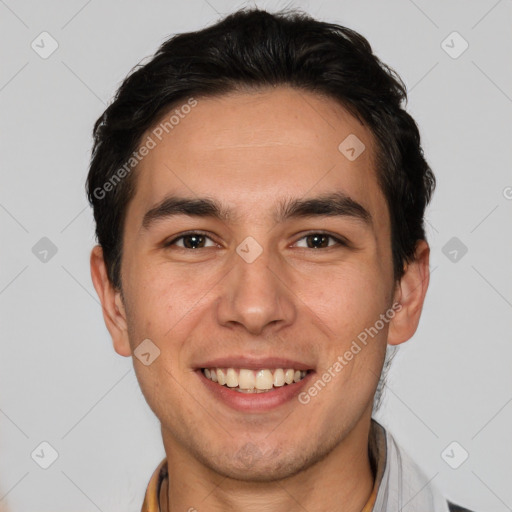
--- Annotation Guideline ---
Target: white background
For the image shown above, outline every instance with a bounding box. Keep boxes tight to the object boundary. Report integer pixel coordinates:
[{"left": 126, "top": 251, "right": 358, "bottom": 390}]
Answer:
[{"left": 1, "top": 0, "right": 511, "bottom": 510}]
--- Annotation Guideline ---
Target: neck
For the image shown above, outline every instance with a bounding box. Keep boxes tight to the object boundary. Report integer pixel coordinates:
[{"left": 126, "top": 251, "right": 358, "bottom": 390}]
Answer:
[{"left": 162, "top": 410, "right": 376, "bottom": 512}]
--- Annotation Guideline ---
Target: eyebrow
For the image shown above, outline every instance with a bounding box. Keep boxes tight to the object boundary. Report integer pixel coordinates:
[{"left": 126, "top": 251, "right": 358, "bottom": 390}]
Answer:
[{"left": 141, "top": 191, "right": 372, "bottom": 230}]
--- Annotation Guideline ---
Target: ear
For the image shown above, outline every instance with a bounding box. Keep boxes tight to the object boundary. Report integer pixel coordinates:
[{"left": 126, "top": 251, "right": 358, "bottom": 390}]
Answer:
[
  {"left": 387, "top": 239, "right": 430, "bottom": 346},
  {"left": 90, "top": 245, "right": 132, "bottom": 357}
]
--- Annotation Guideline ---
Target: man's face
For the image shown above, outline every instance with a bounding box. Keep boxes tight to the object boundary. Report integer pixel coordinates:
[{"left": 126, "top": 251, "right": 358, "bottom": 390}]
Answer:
[{"left": 114, "top": 87, "right": 397, "bottom": 479}]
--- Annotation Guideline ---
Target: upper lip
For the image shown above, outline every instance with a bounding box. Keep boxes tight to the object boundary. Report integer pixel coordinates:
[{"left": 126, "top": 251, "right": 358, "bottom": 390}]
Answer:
[{"left": 195, "top": 356, "right": 315, "bottom": 371}]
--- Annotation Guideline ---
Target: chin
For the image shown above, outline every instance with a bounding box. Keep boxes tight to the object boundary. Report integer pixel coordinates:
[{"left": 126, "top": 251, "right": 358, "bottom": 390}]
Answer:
[
  {"left": 216, "top": 460, "right": 304, "bottom": 483},
  {"left": 201, "top": 442, "right": 326, "bottom": 483}
]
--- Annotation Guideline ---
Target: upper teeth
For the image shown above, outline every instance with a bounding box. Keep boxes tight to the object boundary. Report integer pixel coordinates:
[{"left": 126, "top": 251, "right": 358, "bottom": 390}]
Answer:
[{"left": 203, "top": 368, "right": 308, "bottom": 391}]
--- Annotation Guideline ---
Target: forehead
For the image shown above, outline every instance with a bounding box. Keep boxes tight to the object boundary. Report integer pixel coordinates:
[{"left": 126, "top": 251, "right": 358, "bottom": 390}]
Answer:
[{"left": 127, "top": 86, "right": 387, "bottom": 228}]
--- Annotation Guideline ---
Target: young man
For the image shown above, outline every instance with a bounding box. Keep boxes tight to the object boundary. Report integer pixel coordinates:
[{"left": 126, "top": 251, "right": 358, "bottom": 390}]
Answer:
[{"left": 87, "top": 8, "right": 474, "bottom": 512}]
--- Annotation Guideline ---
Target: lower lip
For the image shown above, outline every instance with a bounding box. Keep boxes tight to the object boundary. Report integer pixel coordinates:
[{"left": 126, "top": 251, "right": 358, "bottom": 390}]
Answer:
[{"left": 196, "top": 369, "right": 315, "bottom": 412}]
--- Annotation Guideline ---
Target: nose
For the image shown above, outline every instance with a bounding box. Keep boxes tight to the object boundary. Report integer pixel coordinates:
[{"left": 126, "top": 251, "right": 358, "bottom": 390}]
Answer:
[{"left": 215, "top": 242, "right": 296, "bottom": 335}]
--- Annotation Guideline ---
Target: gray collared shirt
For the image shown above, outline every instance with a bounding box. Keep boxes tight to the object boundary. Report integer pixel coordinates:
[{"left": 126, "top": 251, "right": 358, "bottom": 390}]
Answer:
[{"left": 370, "top": 418, "right": 450, "bottom": 511}]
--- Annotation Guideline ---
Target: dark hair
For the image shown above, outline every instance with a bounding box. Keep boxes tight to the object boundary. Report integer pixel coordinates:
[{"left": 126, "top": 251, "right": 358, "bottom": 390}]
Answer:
[{"left": 86, "top": 7, "right": 435, "bottom": 290}]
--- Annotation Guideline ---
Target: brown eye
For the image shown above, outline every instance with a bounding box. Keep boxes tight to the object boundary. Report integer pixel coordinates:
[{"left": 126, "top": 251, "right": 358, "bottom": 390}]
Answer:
[
  {"left": 306, "top": 234, "right": 329, "bottom": 248},
  {"left": 165, "top": 232, "right": 216, "bottom": 249},
  {"left": 295, "top": 233, "right": 347, "bottom": 249}
]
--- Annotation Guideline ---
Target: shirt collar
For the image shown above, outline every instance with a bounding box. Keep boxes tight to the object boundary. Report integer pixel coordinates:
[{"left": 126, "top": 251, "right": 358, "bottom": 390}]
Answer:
[{"left": 140, "top": 456, "right": 168, "bottom": 512}]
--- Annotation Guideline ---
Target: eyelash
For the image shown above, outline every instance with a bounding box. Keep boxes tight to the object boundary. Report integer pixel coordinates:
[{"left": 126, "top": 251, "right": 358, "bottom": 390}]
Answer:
[{"left": 163, "top": 231, "right": 349, "bottom": 250}]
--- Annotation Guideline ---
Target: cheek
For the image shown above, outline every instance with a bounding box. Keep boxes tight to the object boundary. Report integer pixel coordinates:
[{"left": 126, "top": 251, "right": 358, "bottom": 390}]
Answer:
[
  {"left": 304, "top": 262, "right": 391, "bottom": 339},
  {"left": 124, "top": 262, "right": 201, "bottom": 333},
  {"left": 123, "top": 262, "right": 224, "bottom": 379}
]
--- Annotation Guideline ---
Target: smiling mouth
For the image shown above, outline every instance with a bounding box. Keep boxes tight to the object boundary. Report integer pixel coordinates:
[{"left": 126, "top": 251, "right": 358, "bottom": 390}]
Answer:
[{"left": 201, "top": 367, "right": 311, "bottom": 393}]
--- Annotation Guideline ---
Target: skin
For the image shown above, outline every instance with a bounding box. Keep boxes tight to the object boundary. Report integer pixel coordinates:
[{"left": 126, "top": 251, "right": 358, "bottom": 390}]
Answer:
[{"left": 91, "top": 86, "right": 429, "bottom": 512}]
